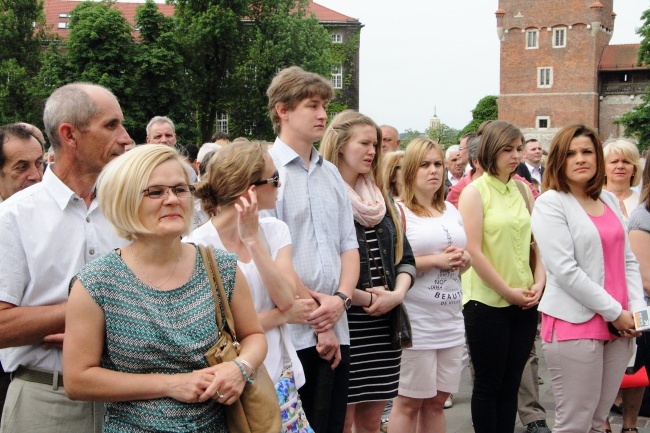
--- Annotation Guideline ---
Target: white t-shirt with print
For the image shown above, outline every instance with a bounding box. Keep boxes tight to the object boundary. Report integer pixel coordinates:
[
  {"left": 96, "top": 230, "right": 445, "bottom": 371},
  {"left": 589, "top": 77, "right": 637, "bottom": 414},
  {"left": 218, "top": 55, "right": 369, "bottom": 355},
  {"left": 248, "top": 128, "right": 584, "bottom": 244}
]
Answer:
[{"left": 398, "top": 201, "right": 466, "bottom": 350}]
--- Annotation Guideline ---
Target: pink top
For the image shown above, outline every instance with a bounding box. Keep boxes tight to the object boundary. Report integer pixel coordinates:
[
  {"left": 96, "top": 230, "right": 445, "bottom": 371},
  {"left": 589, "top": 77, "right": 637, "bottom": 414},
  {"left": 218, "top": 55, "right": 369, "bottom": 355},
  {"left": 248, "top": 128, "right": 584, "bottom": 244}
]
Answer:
[
  {"left": 447, "top": 171, "right": 540, "bottom": 209},
  {"left": 541, "top": 204, "right": 628, "bottom": 342}
]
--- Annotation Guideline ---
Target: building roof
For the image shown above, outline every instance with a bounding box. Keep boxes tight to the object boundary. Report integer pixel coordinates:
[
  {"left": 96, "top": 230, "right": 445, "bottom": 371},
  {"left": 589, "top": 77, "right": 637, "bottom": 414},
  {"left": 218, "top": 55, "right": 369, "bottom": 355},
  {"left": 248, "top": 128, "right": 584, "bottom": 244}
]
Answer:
[
  {"left": 308, "top": 1, "right": 359, "bottom": 23},
  {"left": 43, "top": 0, "right": 358, "bottom": 39},
  {"left": 599, "top": 44, "right": 644, "bottom": 71}
]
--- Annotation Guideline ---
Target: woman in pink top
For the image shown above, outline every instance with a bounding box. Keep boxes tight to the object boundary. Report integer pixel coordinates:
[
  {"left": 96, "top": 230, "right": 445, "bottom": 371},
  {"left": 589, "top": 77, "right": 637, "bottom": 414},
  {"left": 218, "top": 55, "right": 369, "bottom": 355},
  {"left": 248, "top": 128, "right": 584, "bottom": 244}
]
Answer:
[{"left": 530, "top": 125, "right": 645, "bottom": 433}]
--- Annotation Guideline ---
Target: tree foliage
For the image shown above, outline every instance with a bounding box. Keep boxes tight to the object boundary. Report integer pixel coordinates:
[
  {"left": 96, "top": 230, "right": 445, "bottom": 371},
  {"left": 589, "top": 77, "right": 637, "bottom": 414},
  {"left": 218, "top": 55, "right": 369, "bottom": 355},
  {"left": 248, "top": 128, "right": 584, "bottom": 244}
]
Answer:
[
  {"left": 616, "top": 8, "right": 650, "bottom": 150},
  {"left": 426, "top": 123, "right": 460, "bottom": 147},
  {"left": 2, "top": 0, "right": 341, "bottom": 144},
  {"left": 226, "top": 0, "right": 332, "bottom": 140},
  {"left": 459, "top": 95, "right": 498, "bottom": 137},
  {"left": 0, "top": 0, "right": 48, "bottom": 125}
]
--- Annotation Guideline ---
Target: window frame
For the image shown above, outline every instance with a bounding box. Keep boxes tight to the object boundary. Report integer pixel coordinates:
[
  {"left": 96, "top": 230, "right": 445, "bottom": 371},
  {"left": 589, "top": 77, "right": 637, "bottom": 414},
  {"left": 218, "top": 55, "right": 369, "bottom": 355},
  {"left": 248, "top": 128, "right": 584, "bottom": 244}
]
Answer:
[
  {"left": 331, "top": 65, "right": 343, "bottom": 90},
  {"left": 526, "top": 29, "right": 539, "bottom": 49},
  {"left": 536, "top": 116, "right": 550, "bottom": 129},
  {"left": 537, "top": 67, "right": 553, "bottom": 88},
  {"left": 331, "top": 33, "right": 343, "bottom": 44},
  {"left": 553, "top": 27, "right": 567, "bottom": 48}
]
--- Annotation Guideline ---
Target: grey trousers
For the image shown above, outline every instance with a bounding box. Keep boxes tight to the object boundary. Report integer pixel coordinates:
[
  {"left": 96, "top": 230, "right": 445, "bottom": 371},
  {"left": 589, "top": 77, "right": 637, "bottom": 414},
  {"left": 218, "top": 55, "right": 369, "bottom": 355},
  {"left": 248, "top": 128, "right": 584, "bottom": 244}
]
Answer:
[
  {"left": 0, "top": 377, "right": 103, "bottom": 433},
  {"left": 543, "top": 335, "right": 632, "bottom": 433},
  {"left": 518, "top": 342, "right": 547, "bottom": 425}
]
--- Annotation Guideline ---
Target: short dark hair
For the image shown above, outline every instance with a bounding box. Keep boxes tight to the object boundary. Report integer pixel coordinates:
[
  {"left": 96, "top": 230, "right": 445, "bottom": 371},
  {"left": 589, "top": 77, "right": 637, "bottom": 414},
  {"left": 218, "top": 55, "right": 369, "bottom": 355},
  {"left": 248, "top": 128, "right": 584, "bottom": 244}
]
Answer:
[
  {"left": 0, "top": 123, "right": 42, "bottom": 171},
  {"left": 211, "top": 131, "right": 230, "bottom": 142},
  {"left": 477, "top": 121, "right": 524, "bottom": 177},
  {"left": 543, "top": 124, "right": 604, "bottom": 200},
  {"left": 185, "top": 144, "right": 199, "bottom": 163}
]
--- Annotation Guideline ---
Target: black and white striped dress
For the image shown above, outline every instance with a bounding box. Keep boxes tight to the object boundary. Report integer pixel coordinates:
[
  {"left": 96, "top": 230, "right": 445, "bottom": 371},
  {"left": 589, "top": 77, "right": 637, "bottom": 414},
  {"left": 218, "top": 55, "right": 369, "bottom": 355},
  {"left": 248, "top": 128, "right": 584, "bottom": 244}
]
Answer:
[{"left": 347, "top": 227, "right": 401, "bottom": 404}]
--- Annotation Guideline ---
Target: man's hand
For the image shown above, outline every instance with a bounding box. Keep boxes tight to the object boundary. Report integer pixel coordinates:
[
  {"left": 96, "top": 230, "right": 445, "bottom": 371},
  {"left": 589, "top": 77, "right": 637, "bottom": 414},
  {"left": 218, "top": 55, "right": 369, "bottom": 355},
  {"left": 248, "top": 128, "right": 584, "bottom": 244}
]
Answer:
[
  {"left": 308, "top": 292, "right": 345, "bottom": 333},
  {"left": 316, "top": 329, "right": 341, "bottom": 369}
]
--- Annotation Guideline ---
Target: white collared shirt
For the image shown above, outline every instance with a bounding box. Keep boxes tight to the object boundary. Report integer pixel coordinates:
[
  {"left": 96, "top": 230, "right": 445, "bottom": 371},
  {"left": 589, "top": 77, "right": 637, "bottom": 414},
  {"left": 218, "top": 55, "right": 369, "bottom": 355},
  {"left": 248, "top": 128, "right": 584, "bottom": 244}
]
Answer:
[
  {"left": 0, "top": 169, "right": 126, "bottom": 372},
  {"left": 525, "top": 162, "right": 543, "bottom": 185},
  {"left": 447, "top": 170, "right": 461, "bottom": 186}
]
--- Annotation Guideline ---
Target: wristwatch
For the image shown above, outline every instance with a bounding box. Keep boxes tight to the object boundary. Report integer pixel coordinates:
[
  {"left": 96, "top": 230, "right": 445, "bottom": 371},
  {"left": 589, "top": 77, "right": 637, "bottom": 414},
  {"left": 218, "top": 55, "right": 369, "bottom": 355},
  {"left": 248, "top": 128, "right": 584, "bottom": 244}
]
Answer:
[{"left": 334, "top": 292, "right": 352, "bottom": 310}]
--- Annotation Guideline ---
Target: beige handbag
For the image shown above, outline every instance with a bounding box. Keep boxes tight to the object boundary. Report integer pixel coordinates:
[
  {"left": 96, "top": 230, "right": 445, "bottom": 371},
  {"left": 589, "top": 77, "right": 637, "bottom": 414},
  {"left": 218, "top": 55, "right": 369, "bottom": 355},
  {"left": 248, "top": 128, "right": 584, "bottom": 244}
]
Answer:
[{"left": 199, "top": 245, "right": 281, "bottom": 433}]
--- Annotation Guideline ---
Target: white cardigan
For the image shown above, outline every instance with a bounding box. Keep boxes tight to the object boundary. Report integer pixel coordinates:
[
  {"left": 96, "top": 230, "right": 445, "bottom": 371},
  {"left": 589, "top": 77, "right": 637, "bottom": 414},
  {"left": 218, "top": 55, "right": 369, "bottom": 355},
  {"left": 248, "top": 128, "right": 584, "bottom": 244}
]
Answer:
[{"left": 531, "top": 189, "right": 645, "bottom": 323}]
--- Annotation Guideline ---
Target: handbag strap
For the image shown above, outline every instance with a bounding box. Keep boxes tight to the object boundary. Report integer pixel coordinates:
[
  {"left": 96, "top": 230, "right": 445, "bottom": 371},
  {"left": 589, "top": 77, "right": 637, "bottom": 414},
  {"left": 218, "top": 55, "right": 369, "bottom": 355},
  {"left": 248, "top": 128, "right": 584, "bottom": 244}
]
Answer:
[
  {"left": 514, "top": 180, "right": 533, "bottom": 215},
  {"left": 198, "top": 244, "right": 238, "bottom": 341}
]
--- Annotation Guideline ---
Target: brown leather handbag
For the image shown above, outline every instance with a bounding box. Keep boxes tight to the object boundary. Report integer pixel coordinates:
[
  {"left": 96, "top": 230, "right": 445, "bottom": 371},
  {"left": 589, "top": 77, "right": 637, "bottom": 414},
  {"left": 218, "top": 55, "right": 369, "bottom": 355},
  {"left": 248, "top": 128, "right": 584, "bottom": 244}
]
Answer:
[{"left": 199, "top": 245, "right": 281, "bottom": 433}]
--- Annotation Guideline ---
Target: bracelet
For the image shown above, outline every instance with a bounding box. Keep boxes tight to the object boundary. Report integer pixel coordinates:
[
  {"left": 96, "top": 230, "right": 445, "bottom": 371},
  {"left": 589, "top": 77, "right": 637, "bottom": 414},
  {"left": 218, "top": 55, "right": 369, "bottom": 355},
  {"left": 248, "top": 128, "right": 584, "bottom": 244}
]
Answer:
[
  {"left": 233, "top": 359, "right": 254, "bottom": 384},
  {"left": 367, "top": 293, "right": 374, "bottom": 307},
  {"left": 238, "top": 359, "right": 257, "bottom": 381}
]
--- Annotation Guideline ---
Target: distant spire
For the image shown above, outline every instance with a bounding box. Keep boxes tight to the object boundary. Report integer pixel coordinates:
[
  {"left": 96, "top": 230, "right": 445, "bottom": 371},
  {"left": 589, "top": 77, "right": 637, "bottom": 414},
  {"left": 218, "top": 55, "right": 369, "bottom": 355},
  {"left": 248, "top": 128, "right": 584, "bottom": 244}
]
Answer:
[{"left": 434, "top": 106, "right": 437, "bottom": 117}]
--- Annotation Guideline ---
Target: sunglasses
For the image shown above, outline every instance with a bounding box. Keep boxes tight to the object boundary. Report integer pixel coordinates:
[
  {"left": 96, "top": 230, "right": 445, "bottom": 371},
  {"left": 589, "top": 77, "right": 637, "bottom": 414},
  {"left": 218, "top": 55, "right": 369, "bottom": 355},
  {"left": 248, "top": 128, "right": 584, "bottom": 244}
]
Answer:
[{"left": 252, "top": 171, "right": 280, "bottom": 188}]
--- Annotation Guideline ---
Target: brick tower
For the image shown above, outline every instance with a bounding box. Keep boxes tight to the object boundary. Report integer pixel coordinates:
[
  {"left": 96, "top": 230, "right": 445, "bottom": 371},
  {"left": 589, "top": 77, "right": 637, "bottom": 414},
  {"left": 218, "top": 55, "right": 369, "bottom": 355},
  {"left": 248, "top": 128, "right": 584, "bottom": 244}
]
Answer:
[{"left": 496, "top": 0, "right": 615, "bottom": 144}]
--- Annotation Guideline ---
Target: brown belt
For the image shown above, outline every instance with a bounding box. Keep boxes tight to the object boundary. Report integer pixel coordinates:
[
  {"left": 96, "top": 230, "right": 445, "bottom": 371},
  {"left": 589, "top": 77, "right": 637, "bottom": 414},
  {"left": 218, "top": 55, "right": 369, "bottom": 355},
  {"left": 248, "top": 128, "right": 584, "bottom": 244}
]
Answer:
[{"left": 13, "top": 366, "right": 64, "bottom": 390}]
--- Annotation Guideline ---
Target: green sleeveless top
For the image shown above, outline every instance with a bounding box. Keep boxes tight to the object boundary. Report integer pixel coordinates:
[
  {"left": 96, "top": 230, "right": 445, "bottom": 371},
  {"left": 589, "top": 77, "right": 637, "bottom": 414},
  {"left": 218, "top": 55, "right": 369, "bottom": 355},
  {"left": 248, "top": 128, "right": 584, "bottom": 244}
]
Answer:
[
  {"left": 75, "top": 245, "right": 236, "bottom": 433},
  {"left": 462, "top": 174, "right": 534, "bottom": 308}
]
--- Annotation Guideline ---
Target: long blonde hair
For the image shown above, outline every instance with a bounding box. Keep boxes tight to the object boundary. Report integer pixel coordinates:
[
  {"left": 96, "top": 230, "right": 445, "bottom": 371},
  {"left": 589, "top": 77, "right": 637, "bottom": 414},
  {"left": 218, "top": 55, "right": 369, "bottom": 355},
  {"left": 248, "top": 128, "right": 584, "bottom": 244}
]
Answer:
[{"left": 321, "top": 110, "right": 404, "bottom": 262}]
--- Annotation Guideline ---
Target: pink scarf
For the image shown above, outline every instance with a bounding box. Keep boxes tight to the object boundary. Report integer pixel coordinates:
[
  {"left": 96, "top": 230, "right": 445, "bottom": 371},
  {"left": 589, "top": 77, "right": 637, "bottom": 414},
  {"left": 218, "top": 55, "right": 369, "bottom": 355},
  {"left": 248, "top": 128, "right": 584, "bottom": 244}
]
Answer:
[{"left": 346, "top": 174, "right": 386, "bottom": 227}]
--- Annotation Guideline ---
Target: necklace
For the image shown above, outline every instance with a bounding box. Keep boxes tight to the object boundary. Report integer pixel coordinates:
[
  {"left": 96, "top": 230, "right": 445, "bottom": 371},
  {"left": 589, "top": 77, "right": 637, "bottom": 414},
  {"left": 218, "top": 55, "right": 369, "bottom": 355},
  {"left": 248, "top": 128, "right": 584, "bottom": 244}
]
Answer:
[{"left": 130, "top": 244, "right": 183, "bottom": 289}]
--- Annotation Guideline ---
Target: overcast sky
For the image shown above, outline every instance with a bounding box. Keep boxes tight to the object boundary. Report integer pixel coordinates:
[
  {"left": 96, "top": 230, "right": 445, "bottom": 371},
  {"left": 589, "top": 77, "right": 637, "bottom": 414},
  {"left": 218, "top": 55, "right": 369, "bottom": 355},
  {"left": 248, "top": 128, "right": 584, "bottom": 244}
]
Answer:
[{"left": 315, "top": 1, "right": 649, "bottom": 135}]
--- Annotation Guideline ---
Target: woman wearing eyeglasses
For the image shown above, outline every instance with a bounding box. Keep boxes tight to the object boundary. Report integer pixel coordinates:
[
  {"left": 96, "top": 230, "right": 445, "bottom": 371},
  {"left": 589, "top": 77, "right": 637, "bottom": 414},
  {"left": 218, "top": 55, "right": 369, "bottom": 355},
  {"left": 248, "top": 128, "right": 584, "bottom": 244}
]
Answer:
[
  {"left": 63, "top": 145, "right": 267, "bottom": 433},
  {"left": 186, "top": 141, "right": 318, "bottom": 431}
]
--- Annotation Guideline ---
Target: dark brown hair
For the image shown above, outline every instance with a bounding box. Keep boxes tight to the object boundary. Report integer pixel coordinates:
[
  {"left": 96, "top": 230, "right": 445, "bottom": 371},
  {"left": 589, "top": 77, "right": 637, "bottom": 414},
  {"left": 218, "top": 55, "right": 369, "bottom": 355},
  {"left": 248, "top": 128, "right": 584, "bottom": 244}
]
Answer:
[
  {"left": 477, "top": 121, "right": 524, "bottom": 177},
  {"left": 542, "top": 124, "right": 605, "bottom": 200}
]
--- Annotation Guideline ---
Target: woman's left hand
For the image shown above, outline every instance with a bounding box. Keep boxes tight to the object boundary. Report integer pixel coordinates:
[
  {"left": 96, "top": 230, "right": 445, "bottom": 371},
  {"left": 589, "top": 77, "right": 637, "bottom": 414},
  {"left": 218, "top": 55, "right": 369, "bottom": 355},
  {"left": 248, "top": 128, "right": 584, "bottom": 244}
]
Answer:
[
  {"left": 235, "top": 187, "right": 260, "bottom": 248},
  {"left": 363, "top": 286, "right": 403, "bottom": 316},
  {"left": 521, "top": 282, "right": 544, "bottom": 310},
  {"left": 197, "top": 362, "right": 247, "bottom": 405}
]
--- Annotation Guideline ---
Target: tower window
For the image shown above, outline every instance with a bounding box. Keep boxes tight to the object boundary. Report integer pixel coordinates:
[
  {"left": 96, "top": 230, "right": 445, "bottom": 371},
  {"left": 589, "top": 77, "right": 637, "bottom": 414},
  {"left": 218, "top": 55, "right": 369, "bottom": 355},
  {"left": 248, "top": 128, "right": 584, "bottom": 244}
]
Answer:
[
  {"left": 537, "top": 67, "right": 553, "bottom": 88},
  {"left": 526, "top": 30, "right": 539, "bottom": 49},
  {"left": 536, "top": 116, "right": 550, "bottom": 129},
  {"left": 553, "top": 28, "right": 566, "bottom": 48}
]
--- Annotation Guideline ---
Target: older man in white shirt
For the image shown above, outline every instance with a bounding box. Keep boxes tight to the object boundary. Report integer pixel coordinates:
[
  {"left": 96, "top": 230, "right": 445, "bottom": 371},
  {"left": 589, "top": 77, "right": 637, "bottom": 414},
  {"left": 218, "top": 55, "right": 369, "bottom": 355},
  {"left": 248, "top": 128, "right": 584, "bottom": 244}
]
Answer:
[{"left": 0, "top": 83, "right": 131, "bottom": 433}]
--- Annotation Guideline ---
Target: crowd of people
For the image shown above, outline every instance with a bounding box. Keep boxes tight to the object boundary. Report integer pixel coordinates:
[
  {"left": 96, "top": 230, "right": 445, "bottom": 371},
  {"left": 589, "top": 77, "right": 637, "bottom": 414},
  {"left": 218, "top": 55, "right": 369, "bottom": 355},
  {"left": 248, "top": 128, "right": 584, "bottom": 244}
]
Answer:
[{"left": 0, "top": 66, "right": 649, "bottom": 433}]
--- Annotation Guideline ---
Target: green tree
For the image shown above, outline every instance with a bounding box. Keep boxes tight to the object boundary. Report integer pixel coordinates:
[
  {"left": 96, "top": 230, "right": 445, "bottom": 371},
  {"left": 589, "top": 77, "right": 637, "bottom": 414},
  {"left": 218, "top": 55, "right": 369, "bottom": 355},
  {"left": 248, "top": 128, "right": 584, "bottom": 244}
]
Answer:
[
  {"left": 400, "top": 129, "right": 424, "bottom": 148},
  {"left": 426, "top": 123, "right": 460, "bottom": 147},
  {"left": 130, "top": 0, "right": 197, "bottom": 144},
  {"left": 459, "top": 95, "right": 498, "bottom": 137},
  {"left": 615, "top": 8, "right": 650, "bottom": 149},
  {"left": 0, "top": 0, "right": 48, "bottom": 125},
  {"left": 226, "top": 0, "right": 332, "bottom": 140},
  {"left": 174, "top": 0, "right": 249, "bottom": 142},
  {"left": 65, "top": 1, "right": 137, "bottom": 131}
]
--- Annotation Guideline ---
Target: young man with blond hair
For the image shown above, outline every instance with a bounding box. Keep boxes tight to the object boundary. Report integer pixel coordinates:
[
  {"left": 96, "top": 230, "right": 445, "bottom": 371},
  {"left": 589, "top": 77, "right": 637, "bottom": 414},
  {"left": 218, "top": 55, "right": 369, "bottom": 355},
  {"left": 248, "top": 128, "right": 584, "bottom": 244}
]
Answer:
[{"left": 264, "top": 66, "right": 359, "bottom": 433}]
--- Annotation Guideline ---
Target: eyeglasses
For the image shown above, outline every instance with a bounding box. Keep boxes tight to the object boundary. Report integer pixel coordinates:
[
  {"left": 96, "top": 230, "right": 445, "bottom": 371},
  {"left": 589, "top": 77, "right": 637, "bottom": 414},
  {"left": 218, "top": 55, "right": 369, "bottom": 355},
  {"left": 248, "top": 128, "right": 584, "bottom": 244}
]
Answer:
[
  {"left": 252, "top": 171, "right": 280, "bottom": 188},
  {"left": 142, "top": 184, "right": 195, "bottom": 199}
]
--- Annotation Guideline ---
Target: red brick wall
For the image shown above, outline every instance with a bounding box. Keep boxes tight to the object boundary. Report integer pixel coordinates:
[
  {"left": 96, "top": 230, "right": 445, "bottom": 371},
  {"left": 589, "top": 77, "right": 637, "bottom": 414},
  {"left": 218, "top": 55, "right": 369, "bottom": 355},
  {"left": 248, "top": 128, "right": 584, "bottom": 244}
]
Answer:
[{"left": 497, "top": 0, "right": 614, "bottom": 131}]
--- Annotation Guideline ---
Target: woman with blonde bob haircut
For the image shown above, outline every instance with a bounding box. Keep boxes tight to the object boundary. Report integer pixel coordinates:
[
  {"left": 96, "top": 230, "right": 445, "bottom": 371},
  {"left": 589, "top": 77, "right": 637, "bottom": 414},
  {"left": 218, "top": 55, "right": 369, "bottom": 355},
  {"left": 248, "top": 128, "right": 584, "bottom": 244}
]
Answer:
[
  {"left": 458, "top": 120, "right": 545, "bottom": 433},
  {"left": 320, "top": 110, "right": 416, "bottom": 433},
  {"left": 602, "top": 138, "right": 643, "bottom": 221},
  {"left": 531, "top": 125, "right": 644, "bottom": 433},
  {"left": 64, "top": 144, "right": 267, "bottom": 433},
  {"left": 389, "top": 137, "right": 470, "bottom": 433},
  {"left": 187, "top": 141, "right": 318, "bottom": 432}
]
